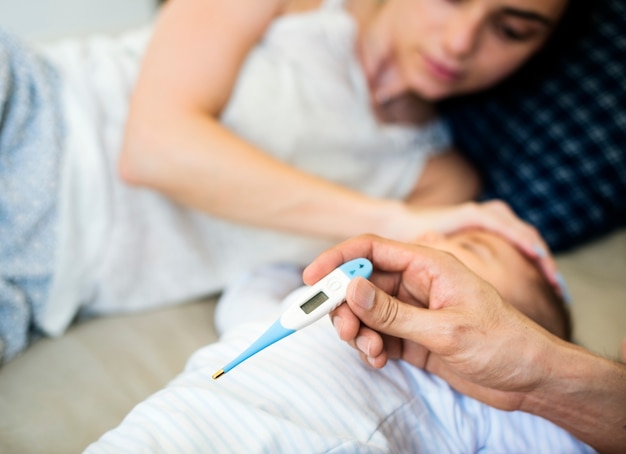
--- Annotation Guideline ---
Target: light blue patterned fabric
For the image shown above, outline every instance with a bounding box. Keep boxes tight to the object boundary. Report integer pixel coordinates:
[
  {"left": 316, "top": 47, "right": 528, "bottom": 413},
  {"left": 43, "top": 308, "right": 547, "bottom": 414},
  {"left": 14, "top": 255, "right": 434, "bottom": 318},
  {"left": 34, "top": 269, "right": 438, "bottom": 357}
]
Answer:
[{"left": 0, "top": 29, "right": 64, "bottom": 363}]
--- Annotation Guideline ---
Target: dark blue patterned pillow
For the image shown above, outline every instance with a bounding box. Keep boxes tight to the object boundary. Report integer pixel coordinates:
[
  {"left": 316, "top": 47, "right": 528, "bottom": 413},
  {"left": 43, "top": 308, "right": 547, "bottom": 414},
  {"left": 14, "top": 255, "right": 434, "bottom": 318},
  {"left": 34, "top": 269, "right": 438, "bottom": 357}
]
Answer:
[{"left": 443, "top": 0, "right": 626, "bottom": 252}]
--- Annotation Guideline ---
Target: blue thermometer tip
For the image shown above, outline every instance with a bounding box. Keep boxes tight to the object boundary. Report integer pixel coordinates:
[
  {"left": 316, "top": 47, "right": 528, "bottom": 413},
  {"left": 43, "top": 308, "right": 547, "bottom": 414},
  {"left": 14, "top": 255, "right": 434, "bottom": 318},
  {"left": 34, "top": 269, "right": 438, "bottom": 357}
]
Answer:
[
  {"left": 212, "top": 258, "right": 372, "bottom": 380},
  {"left": 212, "top": 319, "right": 295, "bottom": 379}
]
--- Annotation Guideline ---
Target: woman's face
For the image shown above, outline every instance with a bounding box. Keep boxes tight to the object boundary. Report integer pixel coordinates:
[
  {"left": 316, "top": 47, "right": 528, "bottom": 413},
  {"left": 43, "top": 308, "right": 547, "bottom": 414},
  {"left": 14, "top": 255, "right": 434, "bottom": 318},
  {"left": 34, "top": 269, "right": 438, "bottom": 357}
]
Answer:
[{"left": 371, "top": 0, "right": 568, "bottom": 101}]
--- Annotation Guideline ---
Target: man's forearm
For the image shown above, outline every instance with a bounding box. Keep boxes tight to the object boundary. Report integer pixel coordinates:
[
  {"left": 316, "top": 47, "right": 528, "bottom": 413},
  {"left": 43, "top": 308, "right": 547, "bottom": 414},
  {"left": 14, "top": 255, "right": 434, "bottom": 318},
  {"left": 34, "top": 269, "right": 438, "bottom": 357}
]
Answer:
[{"left": 523, "top": 340, "right": 626, "bottom": 453}]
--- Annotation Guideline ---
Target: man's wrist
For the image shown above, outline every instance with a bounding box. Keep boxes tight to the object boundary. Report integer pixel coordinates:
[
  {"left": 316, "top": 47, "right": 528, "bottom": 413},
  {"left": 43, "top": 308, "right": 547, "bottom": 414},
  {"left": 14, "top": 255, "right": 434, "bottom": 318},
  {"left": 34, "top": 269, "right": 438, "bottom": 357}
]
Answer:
[
  {"left": 521, "top": 339, "right": 590, "bottom": 414},
  {"left": 521, "top": 338, "right": 626, "bottom": 453}
]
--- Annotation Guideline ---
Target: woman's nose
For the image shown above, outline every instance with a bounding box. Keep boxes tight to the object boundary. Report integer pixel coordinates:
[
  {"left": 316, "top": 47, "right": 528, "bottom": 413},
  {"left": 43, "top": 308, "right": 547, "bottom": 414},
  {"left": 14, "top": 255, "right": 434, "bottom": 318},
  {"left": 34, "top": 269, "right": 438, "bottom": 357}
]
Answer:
[{"left": 441, "top": 10, "right": 482, "bottom": 59}]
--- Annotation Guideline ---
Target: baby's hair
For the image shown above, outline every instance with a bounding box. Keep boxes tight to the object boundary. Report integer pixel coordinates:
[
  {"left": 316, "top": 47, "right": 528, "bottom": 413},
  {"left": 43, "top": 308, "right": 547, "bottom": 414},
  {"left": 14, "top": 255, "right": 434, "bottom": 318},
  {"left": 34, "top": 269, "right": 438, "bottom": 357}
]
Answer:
[{"left": 514, "top": 268, "right": 573, "bottom": 342}]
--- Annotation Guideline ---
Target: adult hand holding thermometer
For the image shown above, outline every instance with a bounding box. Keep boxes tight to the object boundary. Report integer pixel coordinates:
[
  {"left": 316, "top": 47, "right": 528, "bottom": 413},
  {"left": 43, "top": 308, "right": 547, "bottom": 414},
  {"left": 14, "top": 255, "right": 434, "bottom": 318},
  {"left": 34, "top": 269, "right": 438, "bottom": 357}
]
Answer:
[{"left": 212, "top": 258, "right": 373, "bottom": 379}]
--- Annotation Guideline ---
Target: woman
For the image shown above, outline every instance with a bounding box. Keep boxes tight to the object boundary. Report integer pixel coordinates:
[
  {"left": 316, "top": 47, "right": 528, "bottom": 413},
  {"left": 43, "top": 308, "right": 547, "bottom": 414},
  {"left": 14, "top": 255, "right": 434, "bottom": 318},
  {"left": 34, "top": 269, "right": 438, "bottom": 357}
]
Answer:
[{"left": 0, "top": 0, "right": 573, "bottom": 363}]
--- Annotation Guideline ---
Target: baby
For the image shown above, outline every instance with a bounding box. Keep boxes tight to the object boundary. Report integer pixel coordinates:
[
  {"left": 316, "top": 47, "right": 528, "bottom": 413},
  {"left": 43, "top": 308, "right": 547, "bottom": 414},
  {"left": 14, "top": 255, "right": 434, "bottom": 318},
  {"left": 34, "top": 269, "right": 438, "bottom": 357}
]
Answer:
[
  {"left": 86, "top": 229, "right": 588, "bottom": 453},
  {"left": 412, "top": 229, "right": 571, "bottom": 340},
  {"left": 216, "top": 228, "right": 571, "bottom": 343}
]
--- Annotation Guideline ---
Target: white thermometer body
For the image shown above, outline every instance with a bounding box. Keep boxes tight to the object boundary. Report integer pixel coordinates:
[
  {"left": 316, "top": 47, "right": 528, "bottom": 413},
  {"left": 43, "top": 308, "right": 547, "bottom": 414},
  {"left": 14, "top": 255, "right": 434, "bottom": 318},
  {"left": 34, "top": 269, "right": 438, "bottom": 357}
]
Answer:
[{"left": 213, "top": 258, "right": 373, "bottom": 379}]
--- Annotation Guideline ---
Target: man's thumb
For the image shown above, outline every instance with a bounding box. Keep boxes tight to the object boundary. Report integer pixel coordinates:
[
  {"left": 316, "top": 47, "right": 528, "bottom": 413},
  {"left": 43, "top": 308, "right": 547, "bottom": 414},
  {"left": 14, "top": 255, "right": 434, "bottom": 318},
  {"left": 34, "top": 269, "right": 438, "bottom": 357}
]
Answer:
[{"left": 347, "top": 277, "right": 428, "bottom": 341}]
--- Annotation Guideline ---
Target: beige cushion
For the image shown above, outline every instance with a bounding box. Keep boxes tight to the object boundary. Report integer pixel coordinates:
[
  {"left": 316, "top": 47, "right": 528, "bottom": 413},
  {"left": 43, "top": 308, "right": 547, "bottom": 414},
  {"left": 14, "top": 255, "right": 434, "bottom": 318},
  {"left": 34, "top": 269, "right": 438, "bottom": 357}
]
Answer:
[
  {"left": 557, "top": 229, "right": 626, "bottom": 360},
  {"left": 0, "top": 298, "right": 218, "bottom": 453}
]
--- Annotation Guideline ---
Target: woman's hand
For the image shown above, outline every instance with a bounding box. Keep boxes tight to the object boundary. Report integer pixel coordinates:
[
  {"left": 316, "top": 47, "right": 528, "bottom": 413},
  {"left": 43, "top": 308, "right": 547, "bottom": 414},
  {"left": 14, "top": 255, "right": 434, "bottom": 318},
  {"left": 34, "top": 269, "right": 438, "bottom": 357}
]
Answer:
[{"left": 387, "top": 200, "right": 560, "bottom": 294}]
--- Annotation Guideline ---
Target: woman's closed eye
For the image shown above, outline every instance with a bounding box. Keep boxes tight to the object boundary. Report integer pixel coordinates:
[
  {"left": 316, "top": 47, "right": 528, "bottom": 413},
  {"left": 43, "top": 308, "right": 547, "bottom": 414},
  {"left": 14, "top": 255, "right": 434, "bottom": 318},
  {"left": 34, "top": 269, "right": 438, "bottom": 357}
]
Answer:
[
  {"left": 492, "top": 16, "right": 547, "bottom": 42},
  {"left": 492, "top": 8, "right": 555, "bottom": 43}
]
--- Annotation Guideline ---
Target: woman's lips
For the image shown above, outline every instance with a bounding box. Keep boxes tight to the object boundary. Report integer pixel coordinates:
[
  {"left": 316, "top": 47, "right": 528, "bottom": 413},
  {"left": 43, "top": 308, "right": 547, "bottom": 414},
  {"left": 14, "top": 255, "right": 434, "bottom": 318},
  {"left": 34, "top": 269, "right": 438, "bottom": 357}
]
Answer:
[{"left": 422, "top": 54, "right": 462, "bottom": 82}]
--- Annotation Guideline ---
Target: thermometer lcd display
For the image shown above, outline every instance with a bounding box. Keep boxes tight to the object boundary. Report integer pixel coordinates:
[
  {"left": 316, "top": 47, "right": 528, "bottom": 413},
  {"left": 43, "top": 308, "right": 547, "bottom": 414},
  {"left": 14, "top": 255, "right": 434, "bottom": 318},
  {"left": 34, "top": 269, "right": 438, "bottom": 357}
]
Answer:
[{"left": 300, "top": 291, "right": 329, "bottom": 314}]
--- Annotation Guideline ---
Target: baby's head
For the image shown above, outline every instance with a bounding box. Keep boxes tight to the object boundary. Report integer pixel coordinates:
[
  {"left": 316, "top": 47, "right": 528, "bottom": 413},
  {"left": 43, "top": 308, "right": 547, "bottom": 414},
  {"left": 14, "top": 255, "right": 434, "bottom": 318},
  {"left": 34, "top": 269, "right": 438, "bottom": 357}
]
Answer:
[{"left": 416, "top": 230, "right": 571, "bottom": 340}]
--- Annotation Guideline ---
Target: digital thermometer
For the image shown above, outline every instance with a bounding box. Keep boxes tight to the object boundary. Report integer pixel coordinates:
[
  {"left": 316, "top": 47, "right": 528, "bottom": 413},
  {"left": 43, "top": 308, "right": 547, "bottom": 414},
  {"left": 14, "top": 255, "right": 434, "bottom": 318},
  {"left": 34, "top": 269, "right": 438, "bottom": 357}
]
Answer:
[{"left": 212, "top": 258, "right": 373, "bottom": 379}]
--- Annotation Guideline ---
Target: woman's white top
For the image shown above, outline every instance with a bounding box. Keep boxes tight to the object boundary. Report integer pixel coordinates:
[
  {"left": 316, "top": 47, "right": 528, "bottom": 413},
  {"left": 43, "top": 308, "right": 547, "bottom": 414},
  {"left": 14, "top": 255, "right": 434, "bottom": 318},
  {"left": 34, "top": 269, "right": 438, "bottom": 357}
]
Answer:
[{"left": 39, "top": 0, "right": 450, "bottom": 335}]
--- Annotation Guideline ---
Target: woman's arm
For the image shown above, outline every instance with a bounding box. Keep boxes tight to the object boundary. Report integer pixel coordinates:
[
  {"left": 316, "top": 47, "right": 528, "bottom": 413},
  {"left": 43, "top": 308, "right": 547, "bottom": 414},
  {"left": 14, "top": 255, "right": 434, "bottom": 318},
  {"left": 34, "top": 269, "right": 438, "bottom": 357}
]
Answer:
[
  {"left": 405, "top": 149, "right": 481, "bottom": 206},
  {"left": 120, "top": 0, "right": 404, "bottom": 240},
  {"left": 119, "top": 0, "right": 560, "bottom": 278}
]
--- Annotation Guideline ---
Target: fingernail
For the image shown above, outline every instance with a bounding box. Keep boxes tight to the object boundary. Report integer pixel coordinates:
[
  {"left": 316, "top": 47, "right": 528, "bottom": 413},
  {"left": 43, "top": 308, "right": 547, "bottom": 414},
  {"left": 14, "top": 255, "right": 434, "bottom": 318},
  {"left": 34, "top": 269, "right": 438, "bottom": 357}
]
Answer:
[
  {"left": 534, "top": 244, "right": 547, "bottom": 258},
  {"left": 555, "top": 272, "right": 573, "bottom": 305},
  {"left": 356, "top": 336, "right": 370, "bottom": 356},
  {"left": 354, "top": 279, "right": 375, "bottom": 311},
  {"left": 332, "top": 316, "right": 343, "bottom": 334}
]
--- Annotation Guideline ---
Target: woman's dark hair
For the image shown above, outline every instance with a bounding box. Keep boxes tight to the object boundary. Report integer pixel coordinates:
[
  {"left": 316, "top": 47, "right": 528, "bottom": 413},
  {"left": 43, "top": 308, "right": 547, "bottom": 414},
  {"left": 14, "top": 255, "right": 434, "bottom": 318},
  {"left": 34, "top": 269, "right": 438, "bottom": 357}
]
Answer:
[
  {"left": 443, "top": 0, "right": 598, "bottom": 100},
  {"left": 513, "top": 0, "right": 596, "bottom": 84}
]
